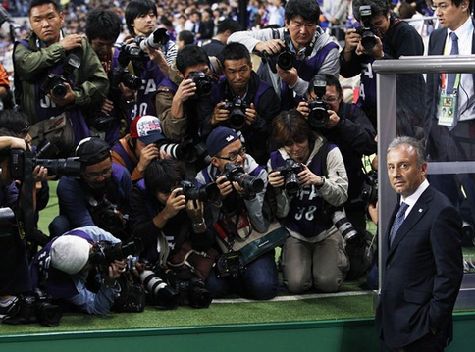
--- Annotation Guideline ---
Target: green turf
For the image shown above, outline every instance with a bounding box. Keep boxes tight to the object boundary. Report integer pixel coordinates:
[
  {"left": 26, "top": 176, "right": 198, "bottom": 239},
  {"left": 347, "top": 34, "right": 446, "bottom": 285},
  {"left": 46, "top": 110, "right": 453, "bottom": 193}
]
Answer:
[{"left": 0, "top": 294, "right": 374, "bottom": 335}]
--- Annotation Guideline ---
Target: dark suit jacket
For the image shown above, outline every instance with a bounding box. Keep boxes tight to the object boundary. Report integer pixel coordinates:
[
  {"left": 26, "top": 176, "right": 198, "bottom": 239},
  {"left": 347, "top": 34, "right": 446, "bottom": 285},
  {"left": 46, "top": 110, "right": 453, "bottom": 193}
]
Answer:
[{"left": 375, "top": 185, "right": 463, "bottom": 349}]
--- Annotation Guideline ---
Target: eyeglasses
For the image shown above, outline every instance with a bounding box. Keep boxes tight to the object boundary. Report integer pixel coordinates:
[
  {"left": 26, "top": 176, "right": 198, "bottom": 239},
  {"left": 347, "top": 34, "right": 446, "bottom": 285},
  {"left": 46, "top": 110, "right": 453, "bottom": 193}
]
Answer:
[
  {"left": 323, "top": 95, "right": 339, "bottom": 103},
  {"left": 83, "top": 167, "right": 113, "bottom": 179},
  {"left": 216, "top": 146, "right": 246, "bottom": 162}
]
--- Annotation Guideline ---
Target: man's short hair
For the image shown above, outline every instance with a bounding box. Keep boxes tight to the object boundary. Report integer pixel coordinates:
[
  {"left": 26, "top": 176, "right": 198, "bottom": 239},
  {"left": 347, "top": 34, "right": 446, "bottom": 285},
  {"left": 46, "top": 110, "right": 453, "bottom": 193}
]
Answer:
[
  {"left": 324, "top": 75, "right": 343, "bottom": 98},
  {"left": 86, "top": 8, "right": 122, "bottom": 42},
  {"left": 271, "top": 110, "right": 315, "bottom": 149},
  {"left": 285, "top": 0, "right": 321, "bottom": 24},
  {"left": 178, "top": 30, "right": 195, "bottom": 45},
  {"left": 28, "top": 0, "right": 61, "bottom": 15},
  {"left": 352, "top": 0, "right": 390, "bottom": 21},
  {"left": 0, "top": 110, "right": 29, "bottom": 136},
  {"left": 125, "top": 0, "right": 157, "bottom": 36},
  {"left": 220, "top": 42, "right": 251, "bottom": 65},
  {"left": 216, "top": 19, "right": 241, "bottom": 34},
  {"left": 387, "top": 136, "right": 426, "bottom": 166},
  {"left": 175, "top": 45, "right": 210, "bottom": 74},
  {"left": 144, "top": 159, "right": 185, "bottom": 195}
]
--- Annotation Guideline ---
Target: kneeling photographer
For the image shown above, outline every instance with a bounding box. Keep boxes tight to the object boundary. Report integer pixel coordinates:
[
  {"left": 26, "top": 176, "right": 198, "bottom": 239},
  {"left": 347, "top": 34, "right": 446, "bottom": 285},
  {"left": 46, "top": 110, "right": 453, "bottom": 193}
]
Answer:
[
  {"left": 267, "top": 111, "right": 349, "bottom": 294},
  {"left": 29, "top": 226, "right": 126, "bottom": 316},
  {"left": 195, "top": 126, "right": 279, "bottom": 300},
  {"left": 209, "top": 43, "right": 280, "bottom": 165},
  {"left": 340, "top": 0, "right": 424, "bottom": 129},
  {"left": 129, "top": 159, "right": 217, "bottom": 309},
  {"left": 51, "top": 137, "right": 132, "bottom": 241}
]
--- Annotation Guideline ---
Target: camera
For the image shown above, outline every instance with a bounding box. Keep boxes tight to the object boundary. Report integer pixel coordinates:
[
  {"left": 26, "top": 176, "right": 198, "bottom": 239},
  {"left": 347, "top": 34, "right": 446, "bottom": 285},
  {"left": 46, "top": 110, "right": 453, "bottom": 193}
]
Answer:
[
  {"left": 139, "top": 27, "right": 170, "bottom": 54},
  {"left": 156, "top": 139, "right": 200, "bottom": 164},
  {"left": 277, "top": 49, "right": 296, "bottom": 71},
  {"left": 224, "top": 163, "right": 265, "bottom": 195},
  {"left": 223, "top": 97, "right": 247, "bottom": 129},
  {"left": 275, "top": 159, "right": 304, "bottom": 195},
  {"left": 215, "top": 251, "right": 245, "bottom": 278},
  {"left": 9, "top": 149, "right": 80, "bottom": 180},
  {"left": 360, "top": 170, "right": 378, "bottom": 205},
  {"left": 167, "top": 274, "right": 212, "bottom": 308},
  {"left": 88, "top": 197, "right": 130, "bottom": 240},
  {"left": 355, "top": 5, "right": 377, "bottom": 53},
  {"left": 140, "top": 270, "right": 179, "bottom": 309},
  {"left": 42, "top": 74, "right": 68, "bottom": 98},
  {"left": 120, "top": 39, "right": 148, "bottom": 63},
  {"left": 177, "top": 180, "right": 220, "bottom": 202},
  {"left": 89, "top": 239, "right": 143, "bottom": 276},
  {"left": 332, "top": 209, "right": 362, "bottom": 244},
  {"left": 188, "top": 72, "right": 213, "bottom": 97},
  {"left": 307, "top": 75, "right": 329, "bottom": 129},
  {"left": 111, "top": 67, "right": 142, "bottom": 90}
]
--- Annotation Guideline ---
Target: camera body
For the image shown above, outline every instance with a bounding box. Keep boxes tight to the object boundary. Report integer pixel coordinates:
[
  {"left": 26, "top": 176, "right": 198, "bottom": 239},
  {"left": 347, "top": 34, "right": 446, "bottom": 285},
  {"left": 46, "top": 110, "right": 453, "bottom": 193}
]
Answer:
[
  {"left": 177, "top": 180, "right": 220, "bottom": 202},
  {"left": 42, "top": 74, "right": 68, "bottom": 99},
  {"left": 167, "top": 274, "right": 212, "bottom": 308},
  {"left": 223, "top": 97, "right": 247, "bottom": 129},
  {"left": 224, "top": 162, "right": 264, "bottom": 196},
  {"left": 139, "top": 27, "right": 170, "bottom": 53},
  {"left": 188, "top": 72, "right": 213, "bottom": 97},
  {"left": 307, "top": 76, "right": 329, "bottom": 129},
  {"left": 355, "top": 5, "right": 378, "bottom": 53},
  {"left": 89, "top": 239, "right": 142, "bottom": 276},
  {"left": 111, "top": 67, "right": 142, "bottom": 91},
  {"left": 9, "top": 149, "right": 80, "bottom": 181},
  {"left": 360, "top": 170, "right": 378, "bottom": 205},
  {"left": 215, "top": 251, "right": 245, "bottom": 278},
  {"left": 275, "top": 159, "right": 304, "bottom": 195}
]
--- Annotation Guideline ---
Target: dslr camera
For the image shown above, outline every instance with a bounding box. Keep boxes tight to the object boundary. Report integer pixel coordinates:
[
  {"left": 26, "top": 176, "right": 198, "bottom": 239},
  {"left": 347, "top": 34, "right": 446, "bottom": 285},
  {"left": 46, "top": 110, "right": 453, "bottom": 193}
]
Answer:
[
  {"left": 215, "top": 251, "right": 245, "bottom": 278},
  {"left": 9, "top": 149, "right": 80, "bottom": 181},
  {"left": 223, "top": 97, "right": 247, "bottom": 129},
  {"left": 167, "top": 274, "right": 212, "bottom": 309},
  {"left": 156, "top": 139, "right": 207, "bottom": 164},
  {"left": 176, "top": 180, "right": 220, "bottom": 202},
  {"left": 360, "top": 170, "right": 378, "bottom": 205},
  {"left": 275, "top": 159, "right": 304, "bottom": 195},
  {"left": 89, "top": 239, "right": 143, "bottom": 277},
  {"left": 188, "top": 72, "right": 213, "bottom": 97},
  {"left": 139, "top": 27, "right": 170, "bottom": 54},
  {"left": 140, "top": 269, "right": 179, "bottom": 309},
  {"left": 307, "top": 75, "right": 329, "bottom": 129},
  {"left": 277, "top": 47, "right": 296, "bottom": 71},
  {"left": 224, "top": 162, "right": 265, "bottom": 196},
  {"left": 355, "top": 5, "right": 378, "bottom": 54},
  {"left": 41, "top": 54, "right": 81, "bottom": 99}
]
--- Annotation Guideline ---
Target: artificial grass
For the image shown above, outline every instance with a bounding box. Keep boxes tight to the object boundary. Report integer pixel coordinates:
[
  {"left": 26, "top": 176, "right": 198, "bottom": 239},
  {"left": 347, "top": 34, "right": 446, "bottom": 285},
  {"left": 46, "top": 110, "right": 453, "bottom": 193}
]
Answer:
[{"left": 0, "top": 294, "right": 374, "bottom": 335}]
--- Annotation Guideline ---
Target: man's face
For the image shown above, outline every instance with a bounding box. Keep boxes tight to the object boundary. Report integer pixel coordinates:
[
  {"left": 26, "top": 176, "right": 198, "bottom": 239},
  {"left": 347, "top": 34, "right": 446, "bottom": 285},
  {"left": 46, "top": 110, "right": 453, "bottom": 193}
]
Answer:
[
  {"left": 183, "top": 63, "right": 210, "bottom": 78},
  {"left": 286, "top": 16, "right": 317, "bottom": 49},
  {"left": 90, "top": 38, "right": 115, "bottom": 61},
  {"left": 368, "top": 14, "right": 390, "bottom": 37},
  {"left": 81, "top": 157, "right": 113, "bottom": 190},
  {"left": 29, "top": 4, "right": 64, "bottom": 45},
  {"left": 433, "top": 0, "right": 469, "bottom": 30},
  {"left": 212, "top": 139, "right": 246, "bottom": 172},
  {"left": 223, "top": 58, "right": 252, "bottom": 93},
  {"left": 387, "top": 144, "right": 427, "bottom": 198},
  {"left": 308, "top": 84, "right": 342, "bottom": 113},
  {"left": 133, "top": 10, "right": 157, "bottom": 36}
]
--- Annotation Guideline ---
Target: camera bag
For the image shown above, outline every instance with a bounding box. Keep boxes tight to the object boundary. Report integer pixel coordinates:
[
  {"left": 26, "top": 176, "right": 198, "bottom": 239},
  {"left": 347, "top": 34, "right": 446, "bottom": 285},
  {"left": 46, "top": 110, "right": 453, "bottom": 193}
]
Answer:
[
  {"left": 167, "top": 241, "right": 219, "bottom": 280},
  {"left": 28, "top": 113, "right": 76, "bottom": 158}
]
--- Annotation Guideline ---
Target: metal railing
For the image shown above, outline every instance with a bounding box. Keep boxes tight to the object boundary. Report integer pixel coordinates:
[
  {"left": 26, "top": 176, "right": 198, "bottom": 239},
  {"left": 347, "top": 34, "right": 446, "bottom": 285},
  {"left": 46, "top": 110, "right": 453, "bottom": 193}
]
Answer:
[{"left": 372, "top": 56, "right": 475, "bottom": 302}]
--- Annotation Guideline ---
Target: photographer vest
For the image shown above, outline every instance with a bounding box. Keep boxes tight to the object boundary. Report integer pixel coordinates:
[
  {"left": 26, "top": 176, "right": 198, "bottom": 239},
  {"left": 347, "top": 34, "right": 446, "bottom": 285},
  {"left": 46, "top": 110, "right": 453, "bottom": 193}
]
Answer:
[
  {"left": 14, "top": 39, "right": 90, "bottom": 143},
  {"left": 269, "top": 142, "right": 335, "bottom": 238}
]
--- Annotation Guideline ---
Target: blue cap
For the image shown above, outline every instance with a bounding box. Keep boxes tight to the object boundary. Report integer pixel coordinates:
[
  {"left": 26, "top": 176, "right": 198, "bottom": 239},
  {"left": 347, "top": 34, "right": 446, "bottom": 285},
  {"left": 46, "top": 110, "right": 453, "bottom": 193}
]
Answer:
[{"left": 206, "top": 126, "right": 239, "bottom": 156}]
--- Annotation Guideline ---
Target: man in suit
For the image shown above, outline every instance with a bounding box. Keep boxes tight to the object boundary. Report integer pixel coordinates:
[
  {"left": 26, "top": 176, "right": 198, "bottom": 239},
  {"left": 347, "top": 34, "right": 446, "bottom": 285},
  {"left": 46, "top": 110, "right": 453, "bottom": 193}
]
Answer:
[
  {"left": 425, "top": 0, "right": 475, "bottom": 240},
  {"left": 376, "top": 136, "right": 463, "bottom": 351}
]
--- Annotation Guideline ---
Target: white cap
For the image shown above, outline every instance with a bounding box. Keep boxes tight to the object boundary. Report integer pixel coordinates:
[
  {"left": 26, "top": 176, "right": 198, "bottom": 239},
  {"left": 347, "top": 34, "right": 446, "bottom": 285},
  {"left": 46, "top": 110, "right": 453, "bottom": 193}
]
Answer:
[{"left": 50, "top": 235, "right": 90, "bottom": 275}]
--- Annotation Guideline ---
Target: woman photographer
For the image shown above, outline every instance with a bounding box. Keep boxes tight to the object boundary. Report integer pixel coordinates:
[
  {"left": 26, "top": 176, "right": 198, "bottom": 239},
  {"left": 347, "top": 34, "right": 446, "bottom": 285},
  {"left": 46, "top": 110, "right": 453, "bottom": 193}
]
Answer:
[{"left": 267, "top": 110, "right": 349, "bottom": 293}]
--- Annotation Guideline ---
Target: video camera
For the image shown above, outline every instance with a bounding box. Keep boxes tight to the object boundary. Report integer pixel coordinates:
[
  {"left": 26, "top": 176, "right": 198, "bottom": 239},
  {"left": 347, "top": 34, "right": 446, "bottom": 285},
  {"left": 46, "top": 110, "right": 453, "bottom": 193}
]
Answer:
[
  {"left": 224, "top": 163, "right": 264, "bottom": 196},
  {"left": 355, "top": 5, "right": 378, "bottom": 54},
  {"left": 275, "top": 159, "right": 304, "bottom": 195},
  {"left": 9, "top": 149, "right": 80, "bottom": 181},
  {"left": 176, "top": 180, "right": 220, "bottom": 202},
  {"left": 41, "top": 54, "right": 81, "bottom": 99},
  {"left": 307, "top": 75, "right": 329, "bottom": 129},
  {"left": 188, "top": 72, "right": 213, "bottom": 97},
  {"left": 223, "top": 97, "right": 247, "bottom": 129}
]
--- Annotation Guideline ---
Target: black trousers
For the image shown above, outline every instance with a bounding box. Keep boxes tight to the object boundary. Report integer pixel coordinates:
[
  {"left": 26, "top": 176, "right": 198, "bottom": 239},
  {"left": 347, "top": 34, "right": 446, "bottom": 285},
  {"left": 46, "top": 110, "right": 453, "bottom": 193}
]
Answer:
[{"left": 382, "top": 332, "right": 447, "bottom": 352}]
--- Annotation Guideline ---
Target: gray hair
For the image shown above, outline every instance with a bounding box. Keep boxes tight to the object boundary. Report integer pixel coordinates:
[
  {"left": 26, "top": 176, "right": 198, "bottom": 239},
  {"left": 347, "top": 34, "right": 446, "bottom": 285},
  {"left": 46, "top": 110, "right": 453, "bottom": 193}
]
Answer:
[{"left": 387, "top": 136, "right": 426, "bottom": 166}]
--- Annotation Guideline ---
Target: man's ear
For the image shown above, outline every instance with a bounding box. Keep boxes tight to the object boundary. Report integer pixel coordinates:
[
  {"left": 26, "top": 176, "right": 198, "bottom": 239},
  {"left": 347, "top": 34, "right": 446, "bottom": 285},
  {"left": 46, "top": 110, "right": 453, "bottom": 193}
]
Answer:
[{"left": 210, "top": 156, "right": 219, "bottom": 168}]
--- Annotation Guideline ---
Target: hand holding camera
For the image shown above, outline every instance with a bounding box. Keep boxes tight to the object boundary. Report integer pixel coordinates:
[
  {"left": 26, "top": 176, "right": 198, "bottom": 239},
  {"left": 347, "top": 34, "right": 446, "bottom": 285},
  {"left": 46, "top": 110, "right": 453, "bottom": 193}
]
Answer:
[
  {"left": 212, "top": 102, "right": 231, "bottom": 126},
  {"left": 326, "top": 110, "right": 341, "bottom": 128},
  {"left": 298, "top": 164, "right": 324, "bottom": 187},
  {"left": 136, "top": 144, "right": 160, "bottom": 174},
  {"left": 174, "top": 78, "right": 197, "bottom": 104},
  {"left": 296, "top": 100, "right": 310, "bottom": 117},
  {"left": 244, "top": 103, "right": 257, "bottom": 126},
  {"left": 105, "top": 259, "right": 127, "bottom": 285},
  {"left": 162, "top": 188, "right": 186, "bottom": 220},
  {"left": 48, "top": 81, "right": 76, "bottom": 107},
  {"left": 216, "top": 175, "right": 234, "bottom": 198},
  {"left": 254, "top": 39, "right": 285, "bottom": 56},
  {"left": 268, "top": 170, "right": 286, "bottom": 188},
  {"left": 59, "top": 34, "right": 84, "bottom": 51},
  {"left": 276, "top": 65, "right": 298, "bottom": 86}
]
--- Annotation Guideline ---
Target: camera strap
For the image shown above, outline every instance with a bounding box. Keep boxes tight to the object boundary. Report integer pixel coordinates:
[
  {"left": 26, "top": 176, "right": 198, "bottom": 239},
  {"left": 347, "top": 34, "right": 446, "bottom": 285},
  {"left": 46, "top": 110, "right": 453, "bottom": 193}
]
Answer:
[{"left": 283, "top": 28, "right": 317, "bottom": 59}]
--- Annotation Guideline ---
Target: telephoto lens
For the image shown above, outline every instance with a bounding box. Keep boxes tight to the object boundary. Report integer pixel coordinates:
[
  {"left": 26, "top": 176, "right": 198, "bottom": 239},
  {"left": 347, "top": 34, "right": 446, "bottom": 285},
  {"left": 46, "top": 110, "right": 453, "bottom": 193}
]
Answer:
[{"left": 139, "top": 270, "right": 179, "bottom": 309}]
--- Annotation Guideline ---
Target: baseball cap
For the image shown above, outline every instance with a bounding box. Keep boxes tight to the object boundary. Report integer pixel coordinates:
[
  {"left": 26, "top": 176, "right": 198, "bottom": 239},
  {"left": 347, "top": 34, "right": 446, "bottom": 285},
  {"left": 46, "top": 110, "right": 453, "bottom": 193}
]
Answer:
[
  {"left": 76, "top": 137, "right": 111, "bottom": 166},
  {"left": 130, "top": 115, "right": 165, "bottom": 145},
  {"left": 206, "top": 126, "right": 239, "bottom": 156}
]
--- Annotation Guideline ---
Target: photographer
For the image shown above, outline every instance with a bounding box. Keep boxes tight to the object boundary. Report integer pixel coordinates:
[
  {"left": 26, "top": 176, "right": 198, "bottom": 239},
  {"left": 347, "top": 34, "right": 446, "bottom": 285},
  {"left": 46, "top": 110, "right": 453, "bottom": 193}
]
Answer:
[
  {"left": 340, "top": 0, "right": 424, "bottom": 129},
  {"left": 122, "top": 0, "right": 178, "bottom": 120},
  {"left": 267, "top": 111, "right": 349, "bottom": 293},
  {"left": 112, "top": 115, "right": 167, "bottom": 182},
  {"left": 296, "top": 75, "right": 377, "bottom": 232},
  {"left": 13, "top": 0, "right": 109, "bottom": 142},
  {"left": 85, "top": 8, "right": 123, "bottom": 145},
  {"left": 29, "top": 226, "right": 126, "bottom": 315},
  {"left": 210, "top": 42, "right": 280, "bottom": 165},
  {"left": 202, "top": 19, "right": 242, "bottom": 59},
  {"left": 195, "top": 126, "right": 278, "bottom": 300},
  {"left": 228, "top": 0, "right": 340, "bottom": 110},
  {"left": 129, "top": 159, "right": 216, "bottom": 308},
  {"left": 51, "top": 137, "right": 132, "bottom": 240},
  {"left": 156, "top": 44, "right": 215, "bottom": 144}
]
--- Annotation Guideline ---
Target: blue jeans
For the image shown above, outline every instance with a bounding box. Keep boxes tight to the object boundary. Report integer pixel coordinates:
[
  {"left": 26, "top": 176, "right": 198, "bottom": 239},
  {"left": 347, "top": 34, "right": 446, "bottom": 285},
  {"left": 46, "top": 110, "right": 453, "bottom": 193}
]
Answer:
[{"left": 206, "top": 251, "right": 278, "bottom": 300}]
